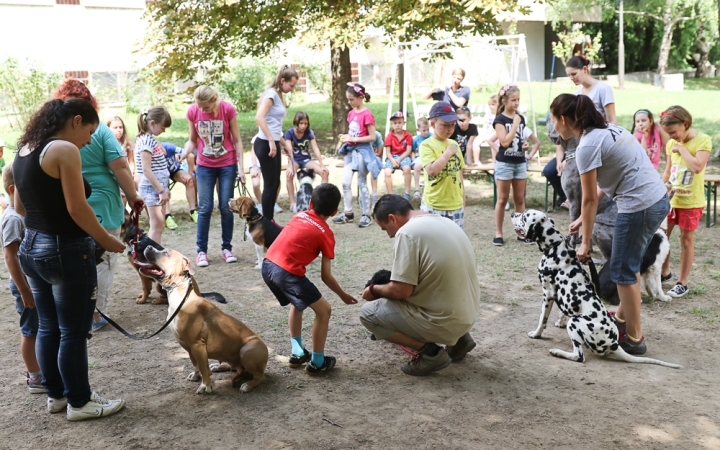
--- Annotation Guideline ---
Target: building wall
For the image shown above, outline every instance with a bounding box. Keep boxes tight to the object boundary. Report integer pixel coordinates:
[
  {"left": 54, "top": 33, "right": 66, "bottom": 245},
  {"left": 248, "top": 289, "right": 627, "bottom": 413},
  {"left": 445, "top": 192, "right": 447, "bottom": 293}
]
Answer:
[
  {"left": 0, "top": 0, "right": 149, "bottom": 73},
  {"left": 516, "top": 21, "right": 545, "bottom": 82}
]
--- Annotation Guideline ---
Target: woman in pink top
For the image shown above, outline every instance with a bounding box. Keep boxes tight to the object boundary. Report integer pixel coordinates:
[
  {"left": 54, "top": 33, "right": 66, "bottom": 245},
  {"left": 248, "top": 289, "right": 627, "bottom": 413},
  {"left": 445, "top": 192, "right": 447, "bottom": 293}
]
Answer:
[
  {"left": 631, "top": 109, "right": 668, "bottom": 170},
  {"left": 183, "top": 85, "right": 244, "bottom": 267}
]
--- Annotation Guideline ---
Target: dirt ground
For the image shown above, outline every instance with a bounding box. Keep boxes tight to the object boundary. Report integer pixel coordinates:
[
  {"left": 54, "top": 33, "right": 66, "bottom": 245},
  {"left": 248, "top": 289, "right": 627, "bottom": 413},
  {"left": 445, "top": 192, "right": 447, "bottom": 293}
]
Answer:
[{"left": 1, "top": 165, "right": 720, "bottom": 449}]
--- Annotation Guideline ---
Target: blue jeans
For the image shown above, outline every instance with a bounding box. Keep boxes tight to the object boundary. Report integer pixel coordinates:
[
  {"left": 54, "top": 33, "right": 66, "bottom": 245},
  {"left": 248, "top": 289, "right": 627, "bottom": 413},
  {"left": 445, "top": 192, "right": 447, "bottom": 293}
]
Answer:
[
  {"left": 196, "top": 163, "right": 237, "bottom": 253},
  {"left": 18, "top": 230, "right": 96, "bottom": 407},
  {"left": 610, "top": 194, "right": 671, "bottom": 284}
]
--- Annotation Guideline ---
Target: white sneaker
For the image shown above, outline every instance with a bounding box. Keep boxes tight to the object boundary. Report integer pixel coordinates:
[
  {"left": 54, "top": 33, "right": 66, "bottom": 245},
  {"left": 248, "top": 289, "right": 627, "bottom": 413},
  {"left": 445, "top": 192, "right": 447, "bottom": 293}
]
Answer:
[
  {"left": 48, "top": 396, "right": 68, "bottom": 413},
  {"left": 196, "top": 251, "right": 209, "bottom": 267},
  {"left": 274, "top": 203, "right": 283, "bottom": 213},
  {"left": 67, "top": 392, "right": 125, "bottom": 421},
  {"left": 505, "top": 201, "right": 510, "bottom": 211},
  {"left": 257, "top": 204, "right": 263, "bottom": 214}
]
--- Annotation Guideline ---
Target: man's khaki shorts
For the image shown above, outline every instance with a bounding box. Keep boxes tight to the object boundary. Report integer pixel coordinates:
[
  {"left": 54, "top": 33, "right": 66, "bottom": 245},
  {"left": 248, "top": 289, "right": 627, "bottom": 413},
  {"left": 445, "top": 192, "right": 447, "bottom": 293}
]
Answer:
[{"left": 359, "top": 298, "right": 427, "bottom": 342}]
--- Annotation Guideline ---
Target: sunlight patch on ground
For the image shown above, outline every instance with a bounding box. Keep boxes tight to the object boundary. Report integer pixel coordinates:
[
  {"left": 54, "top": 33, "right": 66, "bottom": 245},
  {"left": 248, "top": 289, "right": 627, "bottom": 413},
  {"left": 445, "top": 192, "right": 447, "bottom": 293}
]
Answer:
[
  {"left": 635, "top": 424, "right": 679, "bottom": 443},
  {"left": 695, "top": 416, "right": 720, "bottom": 449}
]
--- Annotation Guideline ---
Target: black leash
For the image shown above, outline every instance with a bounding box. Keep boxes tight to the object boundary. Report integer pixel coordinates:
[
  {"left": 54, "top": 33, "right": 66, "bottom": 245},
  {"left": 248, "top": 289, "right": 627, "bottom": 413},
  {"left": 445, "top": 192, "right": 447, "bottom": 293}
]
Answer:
[
  {"left": 564, "top": 234, "right": 601, "bottom": 294},
  {"left": 96, "top": 280, "right": 193, "bottom": 340}
]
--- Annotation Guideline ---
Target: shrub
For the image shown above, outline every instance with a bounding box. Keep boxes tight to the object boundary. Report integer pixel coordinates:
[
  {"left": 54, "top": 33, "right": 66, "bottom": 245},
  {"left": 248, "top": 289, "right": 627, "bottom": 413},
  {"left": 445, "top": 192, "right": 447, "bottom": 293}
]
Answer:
[
  {"left": 0, "top": 58, "right": 62, "bottom": 130},
  {"left": 219, "top": 58, "right": 276, "bottom": 112}
]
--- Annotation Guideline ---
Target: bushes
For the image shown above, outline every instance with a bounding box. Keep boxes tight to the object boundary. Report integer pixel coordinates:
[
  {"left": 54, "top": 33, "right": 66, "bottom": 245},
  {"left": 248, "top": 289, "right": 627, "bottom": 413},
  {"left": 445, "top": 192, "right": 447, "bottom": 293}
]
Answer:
[
  {"left": 218, "top": 58, "right": 276, "bottom": 112},
  {"left": 0, "top": 58, "right": 62, "bottom": 130}
]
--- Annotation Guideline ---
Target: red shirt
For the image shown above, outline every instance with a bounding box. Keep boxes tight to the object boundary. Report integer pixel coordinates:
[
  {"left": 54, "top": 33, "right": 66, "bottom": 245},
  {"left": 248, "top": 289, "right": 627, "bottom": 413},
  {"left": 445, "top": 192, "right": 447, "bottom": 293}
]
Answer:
[
  {"left": 265, "top": 210, "right": 335, "bottom": 276},
  {"left": 384, "top": 130, "right": 413, "bottom": 156}
]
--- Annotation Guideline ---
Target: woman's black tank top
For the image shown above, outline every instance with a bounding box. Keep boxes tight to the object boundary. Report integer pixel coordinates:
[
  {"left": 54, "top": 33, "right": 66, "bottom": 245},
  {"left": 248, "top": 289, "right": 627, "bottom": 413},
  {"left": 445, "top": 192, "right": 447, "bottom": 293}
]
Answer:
[{"left": 13, "top": 138, "right": 91, "bottom": 237}]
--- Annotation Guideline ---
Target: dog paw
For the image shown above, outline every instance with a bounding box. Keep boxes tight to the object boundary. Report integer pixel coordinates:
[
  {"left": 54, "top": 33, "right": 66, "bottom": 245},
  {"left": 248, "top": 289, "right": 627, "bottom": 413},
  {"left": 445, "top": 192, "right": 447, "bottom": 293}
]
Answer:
[
  {"left": 186, "top": 371, "right": 201, "bottom": 381},
  {"left": 554, "top": 317, "right": 568, "bottom": 328},
  {"left": 196, "top": 383, "right": 213, "bottom": 394},
  {"left": 239, "top": 383, "right": 254, "bottom": 394},
  {"left": 151, "top": 297, "right": 169, "bottom": 305},
  {"left": 135, "top": 294, "right": 148, "bottom": 304},
  {"left": 658, "top": 294, "right": 673, "bottom": 302},
  {"left": 210, "top": 362, "right": 231, "bottom": 372},
  {"left": 528, "top": 330, "right": 542, "bottom": 339}
]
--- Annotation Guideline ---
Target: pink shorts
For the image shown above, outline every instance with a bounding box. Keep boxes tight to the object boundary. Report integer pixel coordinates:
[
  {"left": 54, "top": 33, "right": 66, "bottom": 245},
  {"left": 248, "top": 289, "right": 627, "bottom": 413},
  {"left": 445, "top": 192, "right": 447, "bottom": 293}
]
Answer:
[{"left": 667, "top": 207, "right": 704, "bottom": 231}]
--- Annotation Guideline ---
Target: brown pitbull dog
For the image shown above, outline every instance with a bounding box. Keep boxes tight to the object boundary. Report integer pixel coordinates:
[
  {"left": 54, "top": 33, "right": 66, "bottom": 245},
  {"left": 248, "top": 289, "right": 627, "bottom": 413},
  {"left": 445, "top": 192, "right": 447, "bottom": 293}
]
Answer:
[{"left": 139, "top": 245, "right": 268, "bottom": 394}]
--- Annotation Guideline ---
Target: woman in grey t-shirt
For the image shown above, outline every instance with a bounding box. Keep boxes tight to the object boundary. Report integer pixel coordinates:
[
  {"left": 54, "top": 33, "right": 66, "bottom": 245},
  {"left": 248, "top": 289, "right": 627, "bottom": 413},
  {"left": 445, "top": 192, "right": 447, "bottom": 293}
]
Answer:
[
  {"left": 550, "top": 93, "right": 669, "bottom": 357},
  {"left": 565, "top": 55, "right": 617, "bottom": 125},
  {"left": 254, "top": 66, "right": 298, "bottom": 220}
]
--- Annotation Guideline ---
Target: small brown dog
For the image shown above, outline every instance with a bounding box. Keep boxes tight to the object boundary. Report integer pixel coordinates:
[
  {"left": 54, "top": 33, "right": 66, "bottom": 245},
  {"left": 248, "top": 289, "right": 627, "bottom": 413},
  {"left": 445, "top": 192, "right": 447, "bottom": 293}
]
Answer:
[
  {"left": 140, "top": 245, "right": 268, "bottom": 393},
  {"left": 228, "top": 196, "right": 282, "bottom": 269}
]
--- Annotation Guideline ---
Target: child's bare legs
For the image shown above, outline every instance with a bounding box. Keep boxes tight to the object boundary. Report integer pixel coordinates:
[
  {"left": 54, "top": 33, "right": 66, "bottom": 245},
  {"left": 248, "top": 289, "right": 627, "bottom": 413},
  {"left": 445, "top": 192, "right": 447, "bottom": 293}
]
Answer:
[
  {"left": 250, "top": 167, "right": 263, "bottom": 202},
  {"left": 472, "top": 138, "right": 482, "bottom": 166},
  {"left": 678, "top": 228, "right": 695, "bottom": 285},
  {"left": 511, "top": 178, "right": 527, "bottom": 213},
  {"left": 384, "top": 167, "right": 394, "bottom": 194},
  {"left": 21, "top": 336, "right": 40, "bottom": 373},
  {"left": 304, "top": 161, "right": 329, "bottom": 183},
  {"left": 185, "top": 177, "right": 197, "bottom": 211},
  {"left": 402, "top": 165, "right": 412, "bottom": 195},
  {"left": 287, "top": 169, "right": 296, "bottom": 210},
  {"left": 308, "top": 298, "right": 331, "bottom": 353},
  {"left": 147, "top": 205, "right": 165, "bottom": 244},
  {"left": 495, "top": 179, "right": 512, "bottom": 238}
]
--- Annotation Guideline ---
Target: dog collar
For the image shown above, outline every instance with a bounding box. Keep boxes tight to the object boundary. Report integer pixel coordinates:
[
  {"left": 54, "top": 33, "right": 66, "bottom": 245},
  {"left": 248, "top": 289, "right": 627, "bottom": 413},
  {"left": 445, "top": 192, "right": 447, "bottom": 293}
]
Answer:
[
  {"left": 542, "top": 238, "right": 565, "bottom": 255},
  {"left": 164, "top": 275, "right": 192, "bottom": 294},
  {"left": 247, "top": 213, "right": 264, "bottom": 224}
]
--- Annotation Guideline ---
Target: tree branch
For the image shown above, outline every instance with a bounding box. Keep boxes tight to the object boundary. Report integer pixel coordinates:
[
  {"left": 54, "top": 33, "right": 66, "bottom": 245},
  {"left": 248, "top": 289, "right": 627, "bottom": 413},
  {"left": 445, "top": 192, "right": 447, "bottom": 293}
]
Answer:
[{"left": 616, "top": 9, "right": 662, "bottom": 22}]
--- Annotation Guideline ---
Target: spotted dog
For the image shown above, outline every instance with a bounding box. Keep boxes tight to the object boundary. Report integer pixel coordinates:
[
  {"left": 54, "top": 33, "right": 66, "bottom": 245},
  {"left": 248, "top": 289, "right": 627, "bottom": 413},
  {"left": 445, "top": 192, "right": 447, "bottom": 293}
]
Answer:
[
  {"left": 511, "top": 210, "right": 681, "bottom": 368},
  {"left": 295, "top": 168, "right": 315, "bottom": 212}
]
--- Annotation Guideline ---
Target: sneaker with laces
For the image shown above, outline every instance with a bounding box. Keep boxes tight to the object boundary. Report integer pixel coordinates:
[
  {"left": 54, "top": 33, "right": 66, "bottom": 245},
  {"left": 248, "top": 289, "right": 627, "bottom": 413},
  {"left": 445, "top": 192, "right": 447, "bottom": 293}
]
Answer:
[
  {"left": 25, "top": 372, "right": 43, "bottom": 394},
  {"left": 403, "top": 192, "right": 411, "bottom": 201},
  {"left": 619, "top": 335, "right": 647, "bottom": 355},
  {"left": 196, "top": 252, "right": 209, "bottom": 267},
  {"left": 493, "top": 237, "right": 504, "bottom": 246},
  {"left": 661, "top": 272, "right": 677, "bottom": 283},
  {"left": 305, "top": 355, "right": 337, "bottom": 374},
  {"left": 358, "top": 215, "right": 372, "bottom": 228},
  {"left": 165, "top": 215, "right": 178, "bottom": 230},
  {"left": 274, "top": 203, "right": 283, "bottom": 214},
  {"left": 446, "top": 332, "right": 476, "bottom": 362},
  {"left": 667, "top": 283, "right": 688, "bottom": 298},
  {"left": 413, "top": 190, "right": 421, "bottom": 199},
  {"left": 222, "top": 249, "right": 238, "bottom": 263},
  {"left": 48, "top": 397, "right": 68, "bottom": 413},
  {"left": 400, "top": 344, "right": 452, "bottom": 376},
  {"left": 332, "top": 212, "right": 354, "bottom": 224},
  {"left": 190, "top": 210, "right": 198, "bottom": 223},
  {"left": 67, "top": 392, "right": 125, "bottom": 421},
  {"left": 288, "top": 349, "right": 311, "bottom": 368}
]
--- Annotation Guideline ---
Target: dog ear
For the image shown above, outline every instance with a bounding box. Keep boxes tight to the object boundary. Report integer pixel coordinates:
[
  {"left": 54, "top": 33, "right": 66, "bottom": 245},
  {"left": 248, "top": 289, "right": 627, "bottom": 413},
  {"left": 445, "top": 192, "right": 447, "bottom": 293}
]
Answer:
[
  {"left": 240, "top": 199, "right": 251, "bottom": 217},
  {"left": 183, "top": 257, "right": 196, "bottom": 277},
  {"left": 526, "top": 222, "right": 543, "bottom": 242}
]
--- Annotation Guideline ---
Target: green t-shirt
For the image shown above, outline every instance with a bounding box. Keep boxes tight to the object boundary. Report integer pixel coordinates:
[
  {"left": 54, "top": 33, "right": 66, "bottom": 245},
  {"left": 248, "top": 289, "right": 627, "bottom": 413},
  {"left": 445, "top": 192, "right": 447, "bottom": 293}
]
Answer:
[
  {"left": 420, "top": 136, "right": 465, "bottom": 211},
  {"left": 81, "top": 122, "right": 126, "bottom": 229}
]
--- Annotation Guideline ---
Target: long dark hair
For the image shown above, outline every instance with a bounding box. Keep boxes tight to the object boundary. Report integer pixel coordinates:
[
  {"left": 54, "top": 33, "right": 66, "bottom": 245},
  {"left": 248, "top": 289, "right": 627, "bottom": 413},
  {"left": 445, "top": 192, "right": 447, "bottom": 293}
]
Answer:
[
  {"left": 19, "top": 98, "right": 99, "bottom": 149},
  {"left": 566, "top": 55, "right": 591, "bottom": 71},
  {"left": 549, "top": 94, "right": 606, "bottom": 134}
]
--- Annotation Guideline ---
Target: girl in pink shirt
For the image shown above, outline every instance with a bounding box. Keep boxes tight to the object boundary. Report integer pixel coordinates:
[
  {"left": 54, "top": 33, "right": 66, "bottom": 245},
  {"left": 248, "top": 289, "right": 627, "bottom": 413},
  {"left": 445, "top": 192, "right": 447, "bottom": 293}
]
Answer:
[{"left": 631, "top": 109, "right": 668, "bottom": 170}]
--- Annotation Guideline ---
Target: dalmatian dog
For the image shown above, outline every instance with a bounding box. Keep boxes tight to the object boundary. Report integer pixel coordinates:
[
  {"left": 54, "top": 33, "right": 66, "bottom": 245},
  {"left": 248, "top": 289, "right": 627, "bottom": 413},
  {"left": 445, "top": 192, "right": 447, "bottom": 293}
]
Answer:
[
  {"left": 295, "top": 168, "right": 315, "bottom": 212},
  {"left": 511, "top": 209, "right": 681, "bottom": 368}
]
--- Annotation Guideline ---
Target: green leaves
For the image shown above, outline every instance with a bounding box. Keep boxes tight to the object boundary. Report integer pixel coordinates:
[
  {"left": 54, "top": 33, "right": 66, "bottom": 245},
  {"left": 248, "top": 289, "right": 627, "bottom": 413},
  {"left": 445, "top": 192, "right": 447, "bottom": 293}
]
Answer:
[{"left": 0, "top": 58, "right": 62, "bottom": 131}]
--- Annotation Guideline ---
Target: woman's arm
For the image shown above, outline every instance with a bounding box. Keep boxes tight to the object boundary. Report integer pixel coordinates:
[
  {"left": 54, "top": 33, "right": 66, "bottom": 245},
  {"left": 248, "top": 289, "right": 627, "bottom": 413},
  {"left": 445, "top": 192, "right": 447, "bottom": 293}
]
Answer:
[
  {"left": 571, "top": 169, "right": 599, "bottom": 262},
  {"left": 604, "top": 103, "right": 618, "bottom": 125},
  {"left": 230, "top": 117, "right": 245, "bottom": 183},
  {"left": 108, "top": 157, "right": 142, "bottom": 208}
]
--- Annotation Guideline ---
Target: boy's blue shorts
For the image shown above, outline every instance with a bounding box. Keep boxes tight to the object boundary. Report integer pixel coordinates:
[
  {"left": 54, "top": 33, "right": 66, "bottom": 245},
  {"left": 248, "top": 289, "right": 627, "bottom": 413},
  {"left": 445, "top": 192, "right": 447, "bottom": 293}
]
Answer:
[
  {"left": 383, "top": 154, "right": 414, "bottom": 172},
  {"left": 261, "top": 260, "right": 322, "bottom": 311},
  {"left": 11, "top": 279, "right": 38, "bottom": 338}
]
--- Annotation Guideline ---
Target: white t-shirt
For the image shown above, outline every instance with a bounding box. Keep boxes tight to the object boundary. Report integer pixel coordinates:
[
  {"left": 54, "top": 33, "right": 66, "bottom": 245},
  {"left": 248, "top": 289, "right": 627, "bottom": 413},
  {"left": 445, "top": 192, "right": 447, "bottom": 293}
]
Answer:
[
  {"left": 576, "top": 124, "right": 666, "bottom": 214},
  {"left": 576, "top": 81, "right": 615, "bottom": 119},
  {"left": 256, "top": 88, "right": 286, "bottom": 141}
]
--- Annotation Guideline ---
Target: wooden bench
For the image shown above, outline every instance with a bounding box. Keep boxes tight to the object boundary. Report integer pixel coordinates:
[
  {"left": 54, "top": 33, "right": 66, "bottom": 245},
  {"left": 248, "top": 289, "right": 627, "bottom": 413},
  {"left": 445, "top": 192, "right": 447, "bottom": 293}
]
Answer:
[{"left": 704, "top": 174, "right": 720, "bottom": 227}]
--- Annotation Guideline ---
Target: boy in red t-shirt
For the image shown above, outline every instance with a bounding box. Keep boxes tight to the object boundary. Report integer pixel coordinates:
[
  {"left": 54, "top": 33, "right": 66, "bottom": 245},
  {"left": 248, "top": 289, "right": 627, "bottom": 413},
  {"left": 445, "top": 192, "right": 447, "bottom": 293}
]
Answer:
[
  {"left": 384, "top": 111, "right": 414, "bottom": 199},
  {"left": 262, "top": 183, "right": 358, "bottom": 374}
]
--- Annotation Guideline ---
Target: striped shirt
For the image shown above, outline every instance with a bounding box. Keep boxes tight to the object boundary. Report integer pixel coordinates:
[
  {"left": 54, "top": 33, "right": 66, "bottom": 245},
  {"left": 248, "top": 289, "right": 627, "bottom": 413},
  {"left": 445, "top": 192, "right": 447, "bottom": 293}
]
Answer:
[{"left": 135, "top": 133, "right": 170, "bottom": 178}]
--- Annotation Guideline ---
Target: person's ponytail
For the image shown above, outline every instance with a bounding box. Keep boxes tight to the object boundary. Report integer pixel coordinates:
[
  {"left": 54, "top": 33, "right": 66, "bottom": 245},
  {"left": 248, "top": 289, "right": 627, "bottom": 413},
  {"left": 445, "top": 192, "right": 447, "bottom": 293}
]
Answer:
[
  {"left": 549, "top": 93, "right": 606, "bottom": 134},
  {"left": 18, "top": 98, "right": 99, "bottom": 150}
]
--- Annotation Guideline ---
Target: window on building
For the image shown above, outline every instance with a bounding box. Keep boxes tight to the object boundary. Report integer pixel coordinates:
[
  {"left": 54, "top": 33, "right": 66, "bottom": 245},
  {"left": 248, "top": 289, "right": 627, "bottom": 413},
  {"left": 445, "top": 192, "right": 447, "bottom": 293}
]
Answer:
[{"left": 64, "top": 71, "right": 89, "bottom": 84}]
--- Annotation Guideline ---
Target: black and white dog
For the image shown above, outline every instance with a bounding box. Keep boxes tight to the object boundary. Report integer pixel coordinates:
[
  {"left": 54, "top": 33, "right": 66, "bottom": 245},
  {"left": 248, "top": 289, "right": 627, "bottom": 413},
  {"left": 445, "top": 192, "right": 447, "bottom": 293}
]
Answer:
[
  {"left": 295, "top": 168, "right": 315, "bottom": 212},
  {"left": 512, "top": 210, "right": 681, "bottom": 368}
]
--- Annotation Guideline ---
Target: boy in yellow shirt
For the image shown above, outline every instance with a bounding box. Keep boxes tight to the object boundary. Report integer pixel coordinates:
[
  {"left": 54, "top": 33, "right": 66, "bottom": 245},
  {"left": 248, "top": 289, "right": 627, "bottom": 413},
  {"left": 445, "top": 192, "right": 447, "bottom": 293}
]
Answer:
[{"left": 660, "top": 106, "right": 711, "bottom": 298}]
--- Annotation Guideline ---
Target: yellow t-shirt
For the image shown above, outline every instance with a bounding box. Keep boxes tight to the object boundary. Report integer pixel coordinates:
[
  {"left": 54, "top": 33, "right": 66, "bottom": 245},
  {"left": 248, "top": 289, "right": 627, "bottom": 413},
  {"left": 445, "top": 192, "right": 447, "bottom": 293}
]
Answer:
[
  {"left": 420, "top": 137, "right": 465, "bottom": 210},
  {"left": 667, "top": 133, "right": 711, "bottom": 209}
]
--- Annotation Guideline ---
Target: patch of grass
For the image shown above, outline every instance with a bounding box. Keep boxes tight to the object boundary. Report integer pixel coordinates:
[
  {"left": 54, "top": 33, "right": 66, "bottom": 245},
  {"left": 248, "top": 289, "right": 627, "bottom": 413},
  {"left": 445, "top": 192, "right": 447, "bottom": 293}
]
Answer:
[
  {"left": 522, "top": 285, "right": 533, "bottom": 291},
  {"left": 704, "top": 258, "right": 715, "bottom": 265},
  {"left": 88, "top": 362, "right": 98, "bottom": 369},
  {"left": 689, "top": 306, "right": 720, "bottom": 324},
  {"left": 687, "top": 284, "right": 708, "bottom": 298}
]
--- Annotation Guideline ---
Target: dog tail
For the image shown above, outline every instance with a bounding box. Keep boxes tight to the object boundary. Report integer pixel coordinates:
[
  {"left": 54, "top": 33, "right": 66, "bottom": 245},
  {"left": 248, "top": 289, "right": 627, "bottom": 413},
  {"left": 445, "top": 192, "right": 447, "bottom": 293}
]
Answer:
[{"left": 611, "top": 347, "right": 682, "bottom": 369}]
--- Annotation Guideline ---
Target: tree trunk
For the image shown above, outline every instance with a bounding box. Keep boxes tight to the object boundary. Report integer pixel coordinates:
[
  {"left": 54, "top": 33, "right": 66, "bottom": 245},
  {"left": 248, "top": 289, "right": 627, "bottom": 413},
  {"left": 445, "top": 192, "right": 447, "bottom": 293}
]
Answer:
[
  {"left": 695, "top": 20, "right": 710, "bottom": 78},
  {"left": 330, "top": 42, "right": 351, "bottom": 151},
  {"left": 656, "top": 20, "right": 674, "bottom": 75}
]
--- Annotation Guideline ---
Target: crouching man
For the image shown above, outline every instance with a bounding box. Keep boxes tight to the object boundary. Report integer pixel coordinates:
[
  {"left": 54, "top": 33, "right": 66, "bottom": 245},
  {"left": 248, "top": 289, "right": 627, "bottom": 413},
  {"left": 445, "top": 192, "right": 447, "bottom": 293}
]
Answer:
[{"left": 360, "top": 194, "right": 480, "bottom": 376}]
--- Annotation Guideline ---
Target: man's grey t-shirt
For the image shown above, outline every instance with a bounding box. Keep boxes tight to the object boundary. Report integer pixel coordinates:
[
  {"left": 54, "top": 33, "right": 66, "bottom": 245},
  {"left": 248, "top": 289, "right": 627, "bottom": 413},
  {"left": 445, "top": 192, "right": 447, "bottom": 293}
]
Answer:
[
  {"left": 256, "top": 88, "right": 286, "bottom": 141},
  {"left": 575, "top": 81, "right": 614, "bottom": 119},
  {"left": 443, "top": 85, "right": 471, "bottom": 110},
  {"left": 576, "top": 124, "right": 665, "bottom": 214}
]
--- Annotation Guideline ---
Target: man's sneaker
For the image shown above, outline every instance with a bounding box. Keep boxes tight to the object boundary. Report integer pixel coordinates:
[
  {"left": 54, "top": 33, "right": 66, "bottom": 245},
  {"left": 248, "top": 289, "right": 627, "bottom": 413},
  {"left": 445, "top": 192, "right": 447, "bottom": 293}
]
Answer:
[
  {"left": 92, "top": 317, "right": 108, "bottom": 332},
  {"left": 25, "top": 372, "right": 43, "bottom": 394},
  {"left": 619, "top": 335, "right": 647, "bottom": 355},
  {"left": 332, "top": 212, "right": 354, "bottom": 224},
  {"left": 196, "top": 252, "right": 209, "bottom": 267},
  {"left": 403, "top": 192, "right": 411, "bottom": 201},
  {"left": 222, "top": 249, "right": 238, "bottom": 263},
  {"left": 48, "top": 397, "right": 68, "bottom": 413},
  {"left": 401, "top": 344, "right": 452, "bottom": 376},
  {"left": 667, "top": 283, "right": 688, "bottom": 298},
  {"left": 493, "top": 237, "right": 504, "bottom": 246},
  {"left": 67, "top": 392, "right": 125, "bottom": 421},
  {"left": 446, "top": 332, "right": 476, "bottom": 362},
  {"left": 358, "top": 215, "right": 372, "bottom": 228},
  {"left": 288, "top": 349, "right": 311, "bottom": 368},
  {"left": 190, "top": 210, "right": 198, "bottom": 223},
  {"left": 661, "top": 272, "right": 677, "bottom": 283},
  {"left": 305, "top": 355, "right": 337, "bottom": 375},
  {"left": 413, "top": 190, "right": 421, "bottom": 199},
  {"left": 165, "top": 215, "right": 178, "bottom": 230},
  {"left": 274, "top": 203, "right": 283, "bottom": 214}
]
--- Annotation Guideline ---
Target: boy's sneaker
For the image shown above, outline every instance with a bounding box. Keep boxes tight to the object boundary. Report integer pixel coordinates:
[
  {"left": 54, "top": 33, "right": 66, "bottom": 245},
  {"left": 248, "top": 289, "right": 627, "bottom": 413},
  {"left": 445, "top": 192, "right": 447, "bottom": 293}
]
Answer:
[
  {"left": 48, "top": 397, "right": 68, "bottom": 413},
  {"left": 196, "top": 252, "right": 209, "bottom": 267},
  {"left": 67, "top": 392, "right": 125, "bottom": 421},
  {"left": 619, "top": 335, "right": 647, "bottom": 355},
  {"left": 400, "top": 344, "right": 452, "bottom": 376},
  {"left": 403, "top": 192, "right": 411, "bottom": 201},
  {"left": 413, "top": 190, "right": 421, "bottom": 199},
  {"left": 222, "top": 249, "right": 237, "bottom": 263},
  {"left": 92, "top": 317, "right": 108, "bottom": 332},
  {"left": 493, "top": 237, "right": 504, "bottom": 246},
  {"left": 25, "top": 371, "right": 43, "bottom": 394},
  {"left": 274, "top": 203, "right": 283, "bottom": 214},
  {"left": 332, "top": 212, "right": 354, "bottom": 224},
  {"left": 288, "top": 349, "right": 311, "bottom": 368},
  {"left": 358, "top": 215, "right": 372, "bottom": 228},
  {"left": 661, "top": 272, "right": 677, "bottom": 283},
  {"left": 667, "top": 283, "right": 688, "bottom": 298},
  {"left": 190, "top": 210, "right": 198, "bottom": 223},
  {"left": 305, "top": 355, "right": 337, "bottom": 375},
  {"left": 165, "top": 215, "right": 178, "bottom": 230}
]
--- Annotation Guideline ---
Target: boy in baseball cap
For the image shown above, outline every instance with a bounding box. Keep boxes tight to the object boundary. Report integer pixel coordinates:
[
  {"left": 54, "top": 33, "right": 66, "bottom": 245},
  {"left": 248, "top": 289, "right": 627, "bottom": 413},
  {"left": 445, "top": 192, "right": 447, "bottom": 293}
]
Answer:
[{"left": 415, "top": 102, "right": 466, "bottom": 229}]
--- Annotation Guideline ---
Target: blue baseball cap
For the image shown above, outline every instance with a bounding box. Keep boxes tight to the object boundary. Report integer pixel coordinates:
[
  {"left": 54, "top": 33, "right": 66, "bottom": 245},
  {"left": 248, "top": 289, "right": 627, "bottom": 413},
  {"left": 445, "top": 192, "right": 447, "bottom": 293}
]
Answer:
[{"left": 428, "top": 101, "right": 459, "bottom": 122}]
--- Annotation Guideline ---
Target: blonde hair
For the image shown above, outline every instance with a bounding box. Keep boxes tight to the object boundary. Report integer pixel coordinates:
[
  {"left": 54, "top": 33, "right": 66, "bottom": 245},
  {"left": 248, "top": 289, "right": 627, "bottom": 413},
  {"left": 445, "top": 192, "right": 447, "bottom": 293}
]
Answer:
[
  {"left": 137, "top": 106, "right": 172, "bottom": 137},
  {"left": 416, "top": 117, "right": 429, "bottom": 128},
  {"left": 452, "top": 68, "right": 466, "bottom": 79},
  {"left": 2, "top": 164, "right": 13, "bottom": 193},
  {"left": 194, "top": 85, "right": 219, "bottom": 103},
  {"left": 659, "top": 105, "right": 693, "bottom": 129},
  {"left": 497, "top": 84, "right": 520, "bottom": 116},
  {"left": 106, "top": 116, "right": 132, "bottom": 153}
]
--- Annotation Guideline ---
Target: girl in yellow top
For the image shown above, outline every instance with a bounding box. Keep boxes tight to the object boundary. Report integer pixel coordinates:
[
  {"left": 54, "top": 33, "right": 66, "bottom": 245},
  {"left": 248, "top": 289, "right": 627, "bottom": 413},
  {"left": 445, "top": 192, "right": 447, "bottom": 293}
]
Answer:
[{"left": 660, "top": 105, "right": 711, "bottom": 298}]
